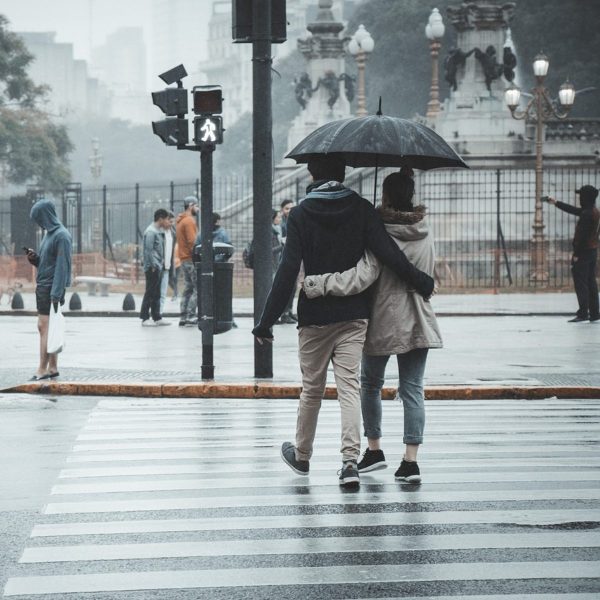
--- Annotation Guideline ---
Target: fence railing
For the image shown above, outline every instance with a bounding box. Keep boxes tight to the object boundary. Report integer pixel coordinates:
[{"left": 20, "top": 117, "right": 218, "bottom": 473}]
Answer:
[{"left": 1, "top": 166, "right": 599, "bottom": 293}]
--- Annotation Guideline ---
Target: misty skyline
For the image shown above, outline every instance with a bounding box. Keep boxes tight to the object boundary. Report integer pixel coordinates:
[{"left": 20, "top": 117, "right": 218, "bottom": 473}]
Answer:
[{"left": 1, "top": 0, "right": 214, "bottom": 89}]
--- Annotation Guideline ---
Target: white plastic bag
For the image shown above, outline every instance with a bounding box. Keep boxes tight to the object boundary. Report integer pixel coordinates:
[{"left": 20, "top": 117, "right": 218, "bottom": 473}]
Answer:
[{"left": 47, "top": 304, "right": 65, "bottom": 354}]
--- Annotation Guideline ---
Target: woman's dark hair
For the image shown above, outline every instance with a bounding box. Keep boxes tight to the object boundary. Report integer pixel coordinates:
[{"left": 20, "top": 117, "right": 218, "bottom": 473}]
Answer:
[
  {"left": 272, "top": 209, "right": 279, "bottom": 221},
  {"left": 382, "top": 167, "right": 415, "bottom": 211},
  {"left": 212, "top": 212, "right": 221, "bottom": 227}
]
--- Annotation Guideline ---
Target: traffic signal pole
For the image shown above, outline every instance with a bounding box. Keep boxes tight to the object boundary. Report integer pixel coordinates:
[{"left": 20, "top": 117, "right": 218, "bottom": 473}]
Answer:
[
  {"left": 199, "top": 148, "right": 215, "bottom": 380},
  {"left": 252, "top": 0, "right": 274, "bottom": 378}
]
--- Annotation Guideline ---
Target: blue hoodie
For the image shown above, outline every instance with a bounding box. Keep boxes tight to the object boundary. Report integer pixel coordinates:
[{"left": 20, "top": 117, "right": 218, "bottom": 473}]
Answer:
[{"left": 30, "top": 199, "right": 73, "bottom": 300}]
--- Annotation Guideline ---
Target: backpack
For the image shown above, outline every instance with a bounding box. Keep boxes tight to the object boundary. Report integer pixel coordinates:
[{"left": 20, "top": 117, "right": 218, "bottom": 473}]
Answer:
[{"left": 242, "top": 240, "right": 254, "bottom": 269}]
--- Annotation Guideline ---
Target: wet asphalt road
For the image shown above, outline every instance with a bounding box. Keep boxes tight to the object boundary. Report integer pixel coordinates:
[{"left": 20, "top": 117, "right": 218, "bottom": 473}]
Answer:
[{"left": 1, "top": 394, "right": 599, "bottom": 599}]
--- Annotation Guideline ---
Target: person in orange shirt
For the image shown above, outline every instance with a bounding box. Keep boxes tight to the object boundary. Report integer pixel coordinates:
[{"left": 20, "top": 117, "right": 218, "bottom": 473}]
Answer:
[{"left": 176, "top": 197, "right": 199, "bottom": 326}]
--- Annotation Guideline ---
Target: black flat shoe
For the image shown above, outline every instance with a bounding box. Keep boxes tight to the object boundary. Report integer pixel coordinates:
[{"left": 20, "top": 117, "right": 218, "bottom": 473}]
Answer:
[
  {"left": 48, "top": 372, "right": 60, "bottom": 378},
  {"left": 568, "top": 316, "right": 587, "bottom": 322}
]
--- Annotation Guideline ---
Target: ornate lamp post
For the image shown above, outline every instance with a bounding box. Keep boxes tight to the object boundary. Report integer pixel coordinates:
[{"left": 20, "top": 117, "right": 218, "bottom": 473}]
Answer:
[
  {"left": 505, "top": 53, "right": 576, "bottom": 285},
  {"left": 425, "top": 8, "right": 445, "bottom": 119},
  {"left": 89, "top": 137, "right": 103, "bottom": 181},
  {"left": 348, "top": 24, "right": 375, "bottom": 117}
]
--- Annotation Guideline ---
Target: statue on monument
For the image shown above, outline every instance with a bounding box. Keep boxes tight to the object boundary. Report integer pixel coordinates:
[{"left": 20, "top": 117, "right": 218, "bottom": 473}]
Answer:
[
  {"left": 338, "top": 73, "right": 355, "bottom": 103},
  {"left": 502, "top": 46, "right": 517, "bottom": 82},
  {"left": 293, "top": 73, "right": 313, "bottom": 110},
  {"left": 474, "top": 45, "right": 504, "bottom": 91},
  {"left": 444, "top": 47, "right": 475, "bottom": 91},
  {"left": 313, "top": 70, "right": 341, "bottom": 109}
]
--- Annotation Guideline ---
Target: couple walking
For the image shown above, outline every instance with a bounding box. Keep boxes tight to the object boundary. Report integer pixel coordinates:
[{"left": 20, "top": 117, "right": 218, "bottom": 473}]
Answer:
[{"left": 253, "top": 155, "right": 442, "bottom": 488}]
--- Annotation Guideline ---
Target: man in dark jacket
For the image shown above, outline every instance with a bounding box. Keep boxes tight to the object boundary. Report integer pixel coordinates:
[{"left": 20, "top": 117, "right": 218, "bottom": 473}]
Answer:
[
  {"left": 547, "top": 186, "right": 600, "bottom": 322},
  {"left": 26, "top": 198, "right": 72, "bottom": 380},
  {"left": 252, "top": 155, "right": 434, "bottom": 487}
]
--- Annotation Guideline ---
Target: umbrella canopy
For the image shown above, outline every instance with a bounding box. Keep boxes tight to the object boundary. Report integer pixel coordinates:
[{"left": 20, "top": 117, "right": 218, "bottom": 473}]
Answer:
[{"left": 286, "top": 114, "right": 468, "bottom": 171}]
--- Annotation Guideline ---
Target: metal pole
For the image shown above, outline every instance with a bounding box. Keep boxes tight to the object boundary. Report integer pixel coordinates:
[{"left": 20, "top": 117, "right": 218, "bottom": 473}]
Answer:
[
  {"left": 253, "top": 0, "right": 273, "bottom": 378},
  {"left": 531, "top": 81, "right": 548, "bottom": 285},
  {"left": 494, "top": 169, "right": 500, "bottom": 293},
  {"left": 76, "top": 189, "right": 83, "bottom": 254},
  {"left": 170, "top": 181, "right": 175, "bottom": 212},
  {"left": 355, "top": 51, "right": 367, "bottom": 117},
  {"left": 426, "top": 39, "right": 441, "bottom": 119},
  {"left": 200, "top": 149, "right": 215, "bottom": 380},
  {"left": 135, "top": 183, "right": 140, "bottom": 284},
  {"left": 102, "top": 184, "right": 107, "bottom": 277}
]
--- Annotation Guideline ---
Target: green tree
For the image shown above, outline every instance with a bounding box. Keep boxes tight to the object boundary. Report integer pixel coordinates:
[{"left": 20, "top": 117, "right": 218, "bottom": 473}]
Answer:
[{"left": 0, "top": 15, "right": 73, "bottom": 191}]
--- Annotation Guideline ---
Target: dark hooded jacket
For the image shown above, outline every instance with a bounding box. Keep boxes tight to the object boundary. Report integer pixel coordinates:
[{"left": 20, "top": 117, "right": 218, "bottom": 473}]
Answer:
[
  {"left": 30, "top": 199, "right": 73, "bottom": 300},
  {"left": 556, "top": 195, "right": 600, "bottom": 255},
  {"left": 253, "top": 181, "right": 434, "bottom": 335}
]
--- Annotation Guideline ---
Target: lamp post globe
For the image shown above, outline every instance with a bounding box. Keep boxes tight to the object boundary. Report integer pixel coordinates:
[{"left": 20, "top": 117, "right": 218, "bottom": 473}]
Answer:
[
  {"left": 559, "top": 80, "right": 576, "bottom": 107},
  {"left": 350, "top": 24, "right": 375, "bottom": 117},
  {"left": 532, "top": 52, "right": 549, "bottom": 79}
]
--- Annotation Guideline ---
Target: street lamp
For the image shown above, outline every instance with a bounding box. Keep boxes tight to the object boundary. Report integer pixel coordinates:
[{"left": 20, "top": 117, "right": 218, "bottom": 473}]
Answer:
[
  {"left": 425, "top": 8, "right": 445, "bottom": 119},
  {"left": 505, "top": 52, "right": 576, "bottom": 285},
  {"left": 348, "top": 24, "right": 375, "bottom": 117},
  {"left": 89, "top": 137, "right": 103, "bottom": 182}
]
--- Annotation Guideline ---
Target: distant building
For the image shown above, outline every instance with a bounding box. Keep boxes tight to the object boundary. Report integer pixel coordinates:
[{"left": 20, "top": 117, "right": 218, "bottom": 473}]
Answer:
[
  {"left": 91, "top": 27, "right": 152, "bottom": 124},
  {"left": 18, "top": 31, "right": 110, "bottom": 119}
]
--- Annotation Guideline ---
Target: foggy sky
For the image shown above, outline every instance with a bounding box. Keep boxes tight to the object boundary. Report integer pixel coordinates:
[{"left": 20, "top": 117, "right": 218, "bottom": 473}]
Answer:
[{"left": 1, "top": 0, "right": 213, "bottom": 89}]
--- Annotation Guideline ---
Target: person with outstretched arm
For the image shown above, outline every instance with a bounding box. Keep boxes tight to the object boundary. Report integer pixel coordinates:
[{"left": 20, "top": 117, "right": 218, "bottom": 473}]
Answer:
[
  {"left": 545, "top": 185, "right": 599, "bottom": 322},
  {"left": 252, "top": 155, "right": 434, "bottom": 489}
]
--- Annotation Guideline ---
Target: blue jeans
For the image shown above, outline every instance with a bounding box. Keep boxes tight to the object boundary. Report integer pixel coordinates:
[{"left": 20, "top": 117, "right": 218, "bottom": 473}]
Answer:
[{"left": 360, "top": 348, "right": 429, "bottom": 445}]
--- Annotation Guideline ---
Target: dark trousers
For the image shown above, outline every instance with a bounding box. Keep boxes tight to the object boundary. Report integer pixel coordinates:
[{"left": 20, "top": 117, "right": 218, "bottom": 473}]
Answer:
[
  {"left": 140, "top": 268, "right": 162, "bottom": 321},
  {"left": 572, "top": 249, "right": 599, "bottom": 319}
]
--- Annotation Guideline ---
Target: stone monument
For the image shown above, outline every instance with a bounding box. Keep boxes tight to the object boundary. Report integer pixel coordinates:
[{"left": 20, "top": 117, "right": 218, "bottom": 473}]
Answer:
[
  {"left": 285, "top": 0, "right": 353, "bottom": 156},
  {"left": 433, "top": 0, "right": 528, "bottom": 163}
]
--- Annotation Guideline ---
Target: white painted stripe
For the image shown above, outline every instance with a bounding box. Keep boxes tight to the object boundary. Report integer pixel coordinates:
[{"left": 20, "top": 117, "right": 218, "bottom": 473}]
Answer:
[
  {"left": 355, "top": 596, "right": 600, "bottom": 600},
  {"left": 58, "top": 460, "right": 600, "bottom": 478},
  {"left": 30, "top": 509, "right": 600, "bottom": 537},
  {"left": 5, "top": 562, "right": 599, "bottom": 596},
  {"left": 65, "top": 449, "right": 600, "bottom": 463},
  {"left": 44, "top": 488, "right": 600, "bottom": 514},
  {"left": 20, "top": 531, "right": 600, "bottom": 563},
  {"left": 51, "top": 470, "right": 600, "bottom": 495}
]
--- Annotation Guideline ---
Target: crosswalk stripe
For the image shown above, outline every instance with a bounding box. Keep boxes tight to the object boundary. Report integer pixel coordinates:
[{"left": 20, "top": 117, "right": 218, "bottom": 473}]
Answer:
[
  {"left": 57, "top": 460, "right": 600, "bottom": 478},
  {"left": 30, "top": 509, "right": 600, "bottom": 537},
  {"left": 50, "top": 470, "right": 600, "bottom": 495},
  {"left": 5, "top": 562, "right": 600, "bottom": 596},
  {"left": 43, "top": 488, "right": 600, "bottom": 514},
  {"left": 20, "top": 532, "right": 600, "bottom": 563}
]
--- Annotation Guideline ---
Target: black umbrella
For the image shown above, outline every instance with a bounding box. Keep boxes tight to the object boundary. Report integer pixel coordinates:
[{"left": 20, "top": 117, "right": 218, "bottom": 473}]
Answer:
[{"left": 286, "top": 105, "right": 468, "bottom": 201}]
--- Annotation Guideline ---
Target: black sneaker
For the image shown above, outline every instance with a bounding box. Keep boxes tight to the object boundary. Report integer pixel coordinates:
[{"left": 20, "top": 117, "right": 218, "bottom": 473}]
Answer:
[
  {"left": 568, "top": 316, "right": 588, "bottom": 322},
  {"left": 395, "top": 460, "right": 421, "bottom": 483},
  {"left": 178, "top": 320, "right": 187, "bottom": 327},
  {"left": 280, "top": 442, "right": 309, "bottom": 475},
  {"left": 338, "top": 462, "right": 360, "bottom": 487},
  {"left": 358, "top": 448, "right": 387, "bottom": 472},
  {"left": 590, "top": 315, "right": 600, "bottom": 323}
]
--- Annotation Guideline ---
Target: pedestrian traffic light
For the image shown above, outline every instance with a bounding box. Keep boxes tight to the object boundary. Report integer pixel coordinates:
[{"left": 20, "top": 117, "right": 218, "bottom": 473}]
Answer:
[
  {"left": 192, "top": 86, "right": 223, "bottom": 115},
  {"left": 194, "top": 116, "right": 223, "bottom": 147},
  {"left": 151, "top": 64, "right": 189, "bottom": 147}
]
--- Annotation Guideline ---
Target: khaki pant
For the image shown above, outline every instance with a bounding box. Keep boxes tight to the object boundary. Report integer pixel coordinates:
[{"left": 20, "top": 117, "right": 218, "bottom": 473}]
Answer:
[{"left": 295, "top": 319, "right": 368, "bottom": 463}]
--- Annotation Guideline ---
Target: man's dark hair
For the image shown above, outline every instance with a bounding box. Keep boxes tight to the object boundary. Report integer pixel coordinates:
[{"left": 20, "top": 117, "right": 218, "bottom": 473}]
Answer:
[
  {"left": 307, "top": 155, "right": 346, "bottom": 183},
  {"left": 212, "top": 212, "right": 221, "bottom": 227},
  {"left": 154, "top": 208, "right": 169, "bottom": 221},
  {"left": 577, "top": 185, "right": 598, "bottom": 208},
  {"left": 280, "top": 198, "right": 294, "bottom": 209}
]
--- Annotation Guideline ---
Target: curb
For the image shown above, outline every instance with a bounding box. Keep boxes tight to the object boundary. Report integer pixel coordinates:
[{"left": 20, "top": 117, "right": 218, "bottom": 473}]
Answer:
[{"left": 4, "top": 382, "right": 600, "bottom": 400}]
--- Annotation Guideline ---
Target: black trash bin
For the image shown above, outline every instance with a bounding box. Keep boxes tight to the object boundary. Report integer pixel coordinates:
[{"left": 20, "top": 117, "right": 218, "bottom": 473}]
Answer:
[{"left": 193, "top": 243, "right": 234, "bottom": 335}]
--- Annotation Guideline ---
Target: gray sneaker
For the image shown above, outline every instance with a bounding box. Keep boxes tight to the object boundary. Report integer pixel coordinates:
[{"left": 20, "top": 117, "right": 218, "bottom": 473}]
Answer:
[
  {"left": 280, "top": 442, "right": 309, "bottom": 475},
  {"left": 339, "top": 461, "right": 360, "bottom": 487},
  {"left": 141, "top": 320, "right": 155, "bottom": 327}
]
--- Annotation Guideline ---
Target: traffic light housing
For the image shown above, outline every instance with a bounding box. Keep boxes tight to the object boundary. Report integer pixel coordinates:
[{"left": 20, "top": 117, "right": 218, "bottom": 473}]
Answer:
[
  {"left": 152, "top": 119, "right": 189, "bottom": 146},
  {"left": 152, "top": 88, "right": 188, "bottom": 116},
  {"left": 193, "top": 86, "right": 223, "bottom": 115},
  {"left": 194, "top": 116, "right": 223, "bottom": 148},
  {"left": 232, "top": 0, "right": 287, "bottom": 43},
  {"left": 151, "top": 64, "right": 189, "bottom": 147}
]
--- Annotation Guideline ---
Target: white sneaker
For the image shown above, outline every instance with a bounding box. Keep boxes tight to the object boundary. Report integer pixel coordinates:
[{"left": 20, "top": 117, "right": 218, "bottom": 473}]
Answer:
[
  {"left": 155, "top": 319, "right": 172, "bottom": 326},
  {"left": 141, "top": 320, "right": 155, "bottom": 327}
]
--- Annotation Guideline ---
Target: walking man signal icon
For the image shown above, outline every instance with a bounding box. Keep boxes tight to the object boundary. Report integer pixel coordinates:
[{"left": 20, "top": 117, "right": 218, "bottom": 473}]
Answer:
[{"left": 200, "top": 118, "right": 217, "bottom": 142}]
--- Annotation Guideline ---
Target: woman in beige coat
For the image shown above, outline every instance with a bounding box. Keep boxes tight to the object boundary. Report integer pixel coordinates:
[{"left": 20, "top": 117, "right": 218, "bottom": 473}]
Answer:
[{"left": 303, "top": 168, "right": 442, "bottom": 483}]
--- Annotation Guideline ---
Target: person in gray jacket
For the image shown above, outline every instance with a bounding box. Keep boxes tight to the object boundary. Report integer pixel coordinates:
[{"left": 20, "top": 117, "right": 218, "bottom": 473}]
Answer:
[
  {"left": 140, "top": 208, "right": 171, "bottom": 326},
  {"left": 25, "top": 198, "right": 72, "bottom": 380},
  {"left": 303, "top": 168, "right": 442, "bottom": 483}
]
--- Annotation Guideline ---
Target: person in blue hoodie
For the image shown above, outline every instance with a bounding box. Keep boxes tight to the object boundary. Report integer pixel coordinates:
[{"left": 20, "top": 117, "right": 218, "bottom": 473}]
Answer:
[{"left": 26, "top": 198, "right": 72, "bottom": 380}]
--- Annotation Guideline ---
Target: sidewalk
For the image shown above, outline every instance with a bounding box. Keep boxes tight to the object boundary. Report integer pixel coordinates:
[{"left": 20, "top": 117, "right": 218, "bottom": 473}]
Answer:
[
  {"left": 1, "top": 290, "right": 599, "bottom": 397},
  {"left": 0, "top": 291, "right": 581, "bottom": 317}
]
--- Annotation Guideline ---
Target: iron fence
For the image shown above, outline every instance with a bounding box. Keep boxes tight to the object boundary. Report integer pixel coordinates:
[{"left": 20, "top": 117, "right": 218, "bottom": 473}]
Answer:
[{"left": 1, "top": 166, "right": 598, "bottom": 292}]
